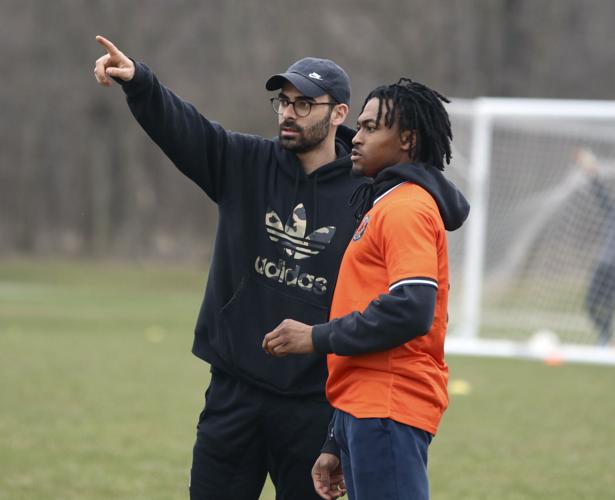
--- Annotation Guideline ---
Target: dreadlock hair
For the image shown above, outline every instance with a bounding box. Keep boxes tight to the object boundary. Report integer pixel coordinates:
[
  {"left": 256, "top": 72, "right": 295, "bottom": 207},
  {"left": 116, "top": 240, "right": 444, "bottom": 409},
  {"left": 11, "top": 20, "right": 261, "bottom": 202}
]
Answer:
[{"left": 361, "top": 77, "right": 452, "bottom": 170}]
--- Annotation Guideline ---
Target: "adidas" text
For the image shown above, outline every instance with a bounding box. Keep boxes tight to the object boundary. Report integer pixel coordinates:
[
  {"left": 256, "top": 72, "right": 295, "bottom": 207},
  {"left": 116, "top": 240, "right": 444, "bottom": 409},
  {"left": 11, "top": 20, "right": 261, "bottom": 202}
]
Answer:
[{"left": 255, "top": 256, "right": 328, "bottom": 295}]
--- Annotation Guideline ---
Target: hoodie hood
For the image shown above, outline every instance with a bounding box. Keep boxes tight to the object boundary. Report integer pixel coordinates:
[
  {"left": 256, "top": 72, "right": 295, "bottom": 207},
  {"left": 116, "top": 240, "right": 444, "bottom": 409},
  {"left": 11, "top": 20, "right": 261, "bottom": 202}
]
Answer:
[
  {"left": 374, "top": 163, "right": 469, "bottom": 231},
  {"left": 355, "top": 163, "right": 469, "bottom": 231}
]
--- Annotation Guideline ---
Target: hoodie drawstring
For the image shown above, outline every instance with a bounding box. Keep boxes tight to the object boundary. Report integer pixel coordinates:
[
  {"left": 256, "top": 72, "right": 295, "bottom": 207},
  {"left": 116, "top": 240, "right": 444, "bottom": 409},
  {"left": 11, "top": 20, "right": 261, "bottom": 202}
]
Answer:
[{"left": 290, "top": 164, "right": 300, "bottom": 221}]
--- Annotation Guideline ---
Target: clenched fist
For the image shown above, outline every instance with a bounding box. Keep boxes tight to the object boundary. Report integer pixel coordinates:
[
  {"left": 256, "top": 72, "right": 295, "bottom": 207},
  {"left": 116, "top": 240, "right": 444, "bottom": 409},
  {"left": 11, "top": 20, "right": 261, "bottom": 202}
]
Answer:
[{"left": 262, "top": 319, "right": 315, "bottom": 356}]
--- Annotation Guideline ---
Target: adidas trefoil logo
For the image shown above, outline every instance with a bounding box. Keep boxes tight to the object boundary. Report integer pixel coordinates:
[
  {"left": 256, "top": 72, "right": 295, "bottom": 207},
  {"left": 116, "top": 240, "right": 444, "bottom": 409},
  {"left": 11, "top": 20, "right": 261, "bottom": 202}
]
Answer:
[
  {"left": 266, "top": 204, "right": 336, "bottom": 260},
  {"left": 308, "top": 72, "right": 323, "bottom": 80}
]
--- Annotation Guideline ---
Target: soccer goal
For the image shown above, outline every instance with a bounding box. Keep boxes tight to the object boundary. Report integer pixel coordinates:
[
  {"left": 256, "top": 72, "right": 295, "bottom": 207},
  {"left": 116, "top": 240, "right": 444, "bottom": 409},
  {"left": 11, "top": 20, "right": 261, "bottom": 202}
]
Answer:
[{"left": 444, "top": 98, "right": 615, "bottom": 365}]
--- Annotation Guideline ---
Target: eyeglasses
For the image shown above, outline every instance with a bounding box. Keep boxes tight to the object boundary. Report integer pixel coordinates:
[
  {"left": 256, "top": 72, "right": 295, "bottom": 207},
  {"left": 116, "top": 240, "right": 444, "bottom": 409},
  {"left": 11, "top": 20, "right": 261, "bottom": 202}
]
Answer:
[{"left": 270, "top": 96, "right": 336, "bottom": 117}]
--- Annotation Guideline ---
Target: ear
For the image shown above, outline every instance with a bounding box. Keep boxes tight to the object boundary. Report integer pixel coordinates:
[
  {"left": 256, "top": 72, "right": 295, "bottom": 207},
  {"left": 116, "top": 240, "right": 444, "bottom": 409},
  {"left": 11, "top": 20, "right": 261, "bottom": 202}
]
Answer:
[
  {"left": 400, "top": 130, "right": 416, "bottom": 156},
  {"left": 330, "top": 103, "right": 349, "bottom": 126}
]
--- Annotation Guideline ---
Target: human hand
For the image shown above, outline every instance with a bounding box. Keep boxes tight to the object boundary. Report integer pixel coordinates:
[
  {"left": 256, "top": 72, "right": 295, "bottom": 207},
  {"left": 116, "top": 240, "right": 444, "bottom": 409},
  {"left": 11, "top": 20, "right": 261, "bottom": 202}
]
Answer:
[
  {"left": 312, "top": 453, "right": 346, "bottom": 499},
  {"left": 262, "top": 319, "right": 314, "bottom": 356},
  {"left": 94, "top": 35, "right": 135, "bottom": 86},
  {"left": 575, "top": 147, "right": 599, "bottom": 176}
]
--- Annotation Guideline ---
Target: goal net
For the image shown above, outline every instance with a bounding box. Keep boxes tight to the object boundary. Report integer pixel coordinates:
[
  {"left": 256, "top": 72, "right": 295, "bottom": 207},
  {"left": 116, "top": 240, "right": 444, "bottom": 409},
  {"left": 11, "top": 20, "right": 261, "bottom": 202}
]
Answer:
[{"left": 444, "top": 98, "right": 615, "bottom": 365}]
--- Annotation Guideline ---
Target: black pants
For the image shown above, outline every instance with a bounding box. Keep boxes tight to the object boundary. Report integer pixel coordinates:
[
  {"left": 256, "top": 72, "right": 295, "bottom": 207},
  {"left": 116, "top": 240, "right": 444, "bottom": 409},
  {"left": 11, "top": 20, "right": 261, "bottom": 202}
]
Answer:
[{"left": 190, "top": 369, "right": 332, "bottom": 500}]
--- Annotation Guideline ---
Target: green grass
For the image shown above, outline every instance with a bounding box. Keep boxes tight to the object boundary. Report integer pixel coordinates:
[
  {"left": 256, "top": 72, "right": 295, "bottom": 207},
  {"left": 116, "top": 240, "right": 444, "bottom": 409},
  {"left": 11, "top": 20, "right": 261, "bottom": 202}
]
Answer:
[
  {"left": 432, "top": 357, "right": 615, "bottom": 499},
  {"left": 1, "top": 260, "right": 614, "bottom": 499}
]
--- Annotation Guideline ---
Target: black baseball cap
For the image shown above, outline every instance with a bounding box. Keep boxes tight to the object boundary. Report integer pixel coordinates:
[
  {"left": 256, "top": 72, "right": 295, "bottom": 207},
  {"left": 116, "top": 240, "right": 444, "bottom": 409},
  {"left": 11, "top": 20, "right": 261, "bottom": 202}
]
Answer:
[{"left": 266, "top": 57, "right": 351, "bottom": 105}]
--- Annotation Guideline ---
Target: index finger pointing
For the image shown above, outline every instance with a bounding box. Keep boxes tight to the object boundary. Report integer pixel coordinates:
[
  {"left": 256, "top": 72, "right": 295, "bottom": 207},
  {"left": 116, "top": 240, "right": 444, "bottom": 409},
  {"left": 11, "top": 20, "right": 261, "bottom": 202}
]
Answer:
[{"left": 96, "top": 35, "right": 120, "bottom": 55}]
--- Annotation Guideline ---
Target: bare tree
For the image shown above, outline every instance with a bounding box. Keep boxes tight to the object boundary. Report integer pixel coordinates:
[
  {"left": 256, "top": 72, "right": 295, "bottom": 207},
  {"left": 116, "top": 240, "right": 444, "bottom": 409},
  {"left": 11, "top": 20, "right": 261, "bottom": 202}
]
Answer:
[{"left": 2, "top": 0, "right": 614, "bottom": 259}]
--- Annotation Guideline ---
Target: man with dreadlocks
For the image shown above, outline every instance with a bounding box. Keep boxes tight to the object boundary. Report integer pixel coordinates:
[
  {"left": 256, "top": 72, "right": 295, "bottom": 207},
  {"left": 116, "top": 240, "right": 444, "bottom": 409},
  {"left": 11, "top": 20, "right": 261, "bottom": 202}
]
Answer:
[{"left": 263, "top": 78, "right": 470, "bottom": 500}]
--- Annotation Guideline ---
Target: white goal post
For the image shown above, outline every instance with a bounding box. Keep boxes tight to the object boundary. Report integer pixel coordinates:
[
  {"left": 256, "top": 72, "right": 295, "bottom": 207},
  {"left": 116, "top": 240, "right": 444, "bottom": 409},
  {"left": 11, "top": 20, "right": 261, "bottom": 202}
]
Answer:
[{"left": 444, "top": 98, "right": 615, "bottom": 365}]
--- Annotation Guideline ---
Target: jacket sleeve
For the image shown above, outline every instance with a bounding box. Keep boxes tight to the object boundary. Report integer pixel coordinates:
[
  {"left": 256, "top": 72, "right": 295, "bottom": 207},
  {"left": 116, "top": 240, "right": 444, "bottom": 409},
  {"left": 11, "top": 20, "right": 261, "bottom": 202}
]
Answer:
[
  {"left": 320, "top": 416, "right": 340, "bottom": 457},
  {"left": 118, "top": 61, "right": 251, "bottom": 204},
  {"left": 311, "top": 284, "right": 436, "bottom": 355},
  {"left": 590, "top": 177, "right": 615, "bottom": 214}
]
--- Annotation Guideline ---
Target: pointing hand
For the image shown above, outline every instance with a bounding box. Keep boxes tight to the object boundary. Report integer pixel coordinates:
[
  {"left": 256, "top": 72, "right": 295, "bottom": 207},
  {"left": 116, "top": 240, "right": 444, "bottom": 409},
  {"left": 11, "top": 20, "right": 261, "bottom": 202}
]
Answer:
[{"left": 94, "top": 35, "right": 135, "bottom": 86}]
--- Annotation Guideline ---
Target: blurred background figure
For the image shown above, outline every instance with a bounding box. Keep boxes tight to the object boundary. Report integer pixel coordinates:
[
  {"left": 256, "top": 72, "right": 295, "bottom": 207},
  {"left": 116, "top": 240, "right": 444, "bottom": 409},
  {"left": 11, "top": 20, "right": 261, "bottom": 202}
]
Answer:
[{"left": 576, "top": 148, "right": 615, "bottom": 346}]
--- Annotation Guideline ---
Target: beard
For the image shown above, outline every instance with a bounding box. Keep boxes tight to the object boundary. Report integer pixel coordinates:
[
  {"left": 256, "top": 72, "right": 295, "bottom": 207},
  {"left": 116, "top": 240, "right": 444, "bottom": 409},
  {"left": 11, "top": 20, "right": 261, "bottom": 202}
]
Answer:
[{"left": 279, "top": 111, "right": 331, "bottom": 153}]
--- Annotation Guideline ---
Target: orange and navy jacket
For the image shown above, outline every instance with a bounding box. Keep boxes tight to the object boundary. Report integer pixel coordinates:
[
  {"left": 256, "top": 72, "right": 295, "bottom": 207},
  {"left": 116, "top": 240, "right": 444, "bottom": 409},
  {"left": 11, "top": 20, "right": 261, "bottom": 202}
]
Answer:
[{"left": 313, "top": 163, "right": 469, "bottom": 437}]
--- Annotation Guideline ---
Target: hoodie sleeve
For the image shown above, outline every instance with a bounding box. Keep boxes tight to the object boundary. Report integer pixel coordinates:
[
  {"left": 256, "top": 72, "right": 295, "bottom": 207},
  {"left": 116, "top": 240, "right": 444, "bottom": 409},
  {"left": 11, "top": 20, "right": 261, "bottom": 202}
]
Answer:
[
  {"left": 312, "top": 197, "right": 440, "bottom": 355},
  {"left": 590, "top": 177, "right": 615, "bottom": 214},
  {"left": 320, "top": 416, "right": 340, "bottom": 457},
  {"left": 312, "top": 285, "right": 436, "bottom": 355},
  {"left": 117, "top": 61, "right": 257, "bottom": 204}
]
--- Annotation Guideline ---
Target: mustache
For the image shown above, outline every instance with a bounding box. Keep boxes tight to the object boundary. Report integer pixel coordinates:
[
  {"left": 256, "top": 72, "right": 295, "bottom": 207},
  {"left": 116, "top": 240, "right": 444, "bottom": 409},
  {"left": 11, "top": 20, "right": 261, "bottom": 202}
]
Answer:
[{"left": 280, "top": 121, "right": 303, "bottom": 132}]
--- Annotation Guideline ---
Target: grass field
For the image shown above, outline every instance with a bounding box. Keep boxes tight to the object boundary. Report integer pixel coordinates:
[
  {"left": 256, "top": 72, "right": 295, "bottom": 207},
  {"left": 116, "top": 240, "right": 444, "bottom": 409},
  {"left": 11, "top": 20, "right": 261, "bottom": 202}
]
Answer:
[{"left": 1, "top": 260, "right": 614, "bottom": 499}]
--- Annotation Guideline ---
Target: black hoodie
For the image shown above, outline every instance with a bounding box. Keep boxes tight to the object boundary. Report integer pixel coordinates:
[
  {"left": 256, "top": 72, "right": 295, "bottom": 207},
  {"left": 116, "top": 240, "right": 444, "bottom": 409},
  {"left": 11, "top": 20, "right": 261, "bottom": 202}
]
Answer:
[
  {"left": 119, "top": 62, "right": 365, "bottom": 397},
  {"left": 312, "top": 162, "right": 470, "bottom": 355}
]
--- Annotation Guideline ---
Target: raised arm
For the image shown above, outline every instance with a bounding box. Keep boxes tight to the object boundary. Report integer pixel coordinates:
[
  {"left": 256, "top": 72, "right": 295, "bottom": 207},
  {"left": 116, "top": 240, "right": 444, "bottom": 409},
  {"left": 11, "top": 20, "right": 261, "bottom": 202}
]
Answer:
[{"left": 93, "top": 35, "right": 250, "bottom": 204}]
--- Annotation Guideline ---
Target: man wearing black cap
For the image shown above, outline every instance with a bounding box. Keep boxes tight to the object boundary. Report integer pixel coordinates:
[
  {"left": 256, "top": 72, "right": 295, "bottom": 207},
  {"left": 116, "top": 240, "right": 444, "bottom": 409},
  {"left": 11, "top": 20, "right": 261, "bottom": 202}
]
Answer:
[{"left": 94, "top": 36, "right": 363, "bottom": 500}]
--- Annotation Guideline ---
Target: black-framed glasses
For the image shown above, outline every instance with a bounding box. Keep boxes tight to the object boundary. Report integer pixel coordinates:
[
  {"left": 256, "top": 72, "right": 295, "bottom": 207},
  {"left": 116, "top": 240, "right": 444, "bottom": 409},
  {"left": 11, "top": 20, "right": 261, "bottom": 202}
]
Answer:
[{"left": 270, "top": 97, "right": 336, "bottom": 117}]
